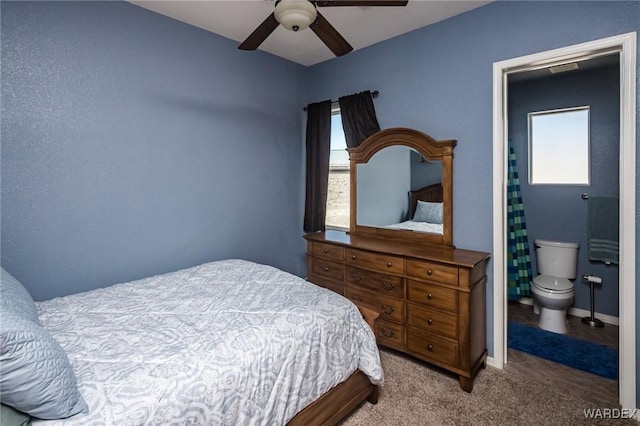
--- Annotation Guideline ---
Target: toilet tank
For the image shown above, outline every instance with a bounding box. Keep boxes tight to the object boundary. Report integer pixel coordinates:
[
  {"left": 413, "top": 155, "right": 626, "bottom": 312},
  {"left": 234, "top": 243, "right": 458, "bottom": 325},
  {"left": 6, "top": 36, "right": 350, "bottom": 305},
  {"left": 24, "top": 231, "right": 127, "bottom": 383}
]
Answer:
[{"left": 534, "top": 239, "right": 579, "bottom": 279}]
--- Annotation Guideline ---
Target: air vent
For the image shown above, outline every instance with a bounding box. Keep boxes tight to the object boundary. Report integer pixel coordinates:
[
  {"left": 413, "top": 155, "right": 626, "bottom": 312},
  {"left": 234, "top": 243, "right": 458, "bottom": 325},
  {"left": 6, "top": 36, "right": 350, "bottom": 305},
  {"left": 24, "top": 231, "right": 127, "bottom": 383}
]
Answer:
[{"left": 548, "top": 62, "right": 579, "bottom": 74}]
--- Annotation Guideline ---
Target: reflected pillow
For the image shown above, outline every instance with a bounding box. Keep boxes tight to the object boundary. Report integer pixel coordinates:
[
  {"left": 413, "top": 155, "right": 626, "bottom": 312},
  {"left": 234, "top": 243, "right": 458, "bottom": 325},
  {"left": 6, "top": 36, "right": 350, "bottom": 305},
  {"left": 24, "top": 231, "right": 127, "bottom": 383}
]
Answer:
[
  {"left": 1, "top": 267, "right": 39, "bottom": 324},
  {"left": 0, "top": 312, "right": 88, "bottom": 419},
  {"left": 413, "top": 201, "right": 443, "bottom": 224}
]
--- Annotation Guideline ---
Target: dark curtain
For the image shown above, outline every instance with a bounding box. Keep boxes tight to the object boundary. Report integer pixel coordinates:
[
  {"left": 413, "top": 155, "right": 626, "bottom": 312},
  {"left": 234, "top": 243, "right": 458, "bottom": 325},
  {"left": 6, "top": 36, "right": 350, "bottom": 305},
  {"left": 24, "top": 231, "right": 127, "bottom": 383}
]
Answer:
[
  {"left": 303, "top": 100, "right": 332, "bottom": 233},
  {"left": 338, "top": 90, "right": 381, "bottom": 148}
]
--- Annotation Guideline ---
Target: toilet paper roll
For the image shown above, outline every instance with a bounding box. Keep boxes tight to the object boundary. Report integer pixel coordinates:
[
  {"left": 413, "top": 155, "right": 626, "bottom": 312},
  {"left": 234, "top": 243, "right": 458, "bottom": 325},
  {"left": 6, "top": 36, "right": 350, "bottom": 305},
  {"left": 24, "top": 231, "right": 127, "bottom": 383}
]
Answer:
[{"left": 584, "top": 275, "right": 603, "bottom": 284}]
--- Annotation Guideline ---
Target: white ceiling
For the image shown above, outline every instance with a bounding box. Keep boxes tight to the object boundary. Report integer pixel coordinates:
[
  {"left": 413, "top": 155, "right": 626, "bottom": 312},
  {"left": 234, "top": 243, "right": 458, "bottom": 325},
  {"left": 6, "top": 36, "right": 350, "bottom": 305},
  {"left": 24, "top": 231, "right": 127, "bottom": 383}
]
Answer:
[{"left": 129, "top": 0, "right": 492, "bottom": 66}]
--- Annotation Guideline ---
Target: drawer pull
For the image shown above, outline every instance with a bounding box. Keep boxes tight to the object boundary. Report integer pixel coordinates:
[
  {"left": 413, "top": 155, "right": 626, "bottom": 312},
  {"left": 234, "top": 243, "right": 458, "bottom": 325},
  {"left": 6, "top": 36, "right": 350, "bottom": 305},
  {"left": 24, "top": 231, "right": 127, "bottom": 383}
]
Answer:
[
  {"left": 427, "top": 318, "right": 433, "bottom": 325},
  {"left": 427, "top": 344, "right": 433, "bottom": 352},
  {"left": 380, "top": 327, "right": 395, "bottom": 338},
  {"left": 381, "top": 281, "right": 395, "bottom": 290},
  {"left": 323, "top": 249, "right": 329, "bottom": 254},
  {"left": 351, "top": 273, "right": 362, "bottom": 283},
  {"left": 351, "top": 295, "right": 364, "bottom": 303},
  {"left": 380, "top": 304, "right": 395, "bottom": 315},
  {"left": 427, "top": 293, "right": 433, "bottom": 300},
  {"left": 351, "top": 255, "right": 356, "bottom": 260},
  {"left": 427, "top": 269, "right": 433, "bottom": 276},
  {"left": 387, "top": 262, "right": 392, "bottom": 267},
  {"left": 324, "top": 267, "right": 330, "bottom": 272}
]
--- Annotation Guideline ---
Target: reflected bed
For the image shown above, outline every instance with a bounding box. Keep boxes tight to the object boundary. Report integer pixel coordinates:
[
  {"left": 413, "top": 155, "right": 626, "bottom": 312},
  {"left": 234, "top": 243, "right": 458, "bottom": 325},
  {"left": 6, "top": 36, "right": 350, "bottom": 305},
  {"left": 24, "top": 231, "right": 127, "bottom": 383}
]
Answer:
[{"left": 384, "top": 182, "right": 444, "bottom": 234}]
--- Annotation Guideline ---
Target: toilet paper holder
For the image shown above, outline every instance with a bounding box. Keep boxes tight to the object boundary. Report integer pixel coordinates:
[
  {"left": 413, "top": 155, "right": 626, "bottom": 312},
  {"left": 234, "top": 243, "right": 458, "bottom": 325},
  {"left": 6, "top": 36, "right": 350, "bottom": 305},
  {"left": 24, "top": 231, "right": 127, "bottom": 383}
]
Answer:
[
  {"left": 583, "top": 275, "right": 602, "bottom": 284},
  {"left": 582, "top": 275, "right": 604, "bottom": 327}
]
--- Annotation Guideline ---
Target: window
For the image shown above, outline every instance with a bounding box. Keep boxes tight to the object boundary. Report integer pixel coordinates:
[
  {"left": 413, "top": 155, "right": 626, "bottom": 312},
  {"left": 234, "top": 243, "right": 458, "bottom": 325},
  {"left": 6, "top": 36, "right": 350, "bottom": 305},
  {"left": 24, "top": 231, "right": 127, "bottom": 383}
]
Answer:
[
  {"left": 528, "top": 106, "right": 590, "bottom": 185},
  {"left": 326, "top": 109, "right": 350, "bottom": 229}
]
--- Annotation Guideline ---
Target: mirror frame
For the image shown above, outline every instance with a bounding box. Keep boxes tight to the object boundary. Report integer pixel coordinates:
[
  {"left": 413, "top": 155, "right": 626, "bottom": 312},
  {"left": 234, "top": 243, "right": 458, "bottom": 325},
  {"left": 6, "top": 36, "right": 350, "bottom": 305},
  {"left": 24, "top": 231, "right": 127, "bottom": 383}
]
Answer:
[{"left": 348, "top": 127, "right": 456, "bottom": 247}]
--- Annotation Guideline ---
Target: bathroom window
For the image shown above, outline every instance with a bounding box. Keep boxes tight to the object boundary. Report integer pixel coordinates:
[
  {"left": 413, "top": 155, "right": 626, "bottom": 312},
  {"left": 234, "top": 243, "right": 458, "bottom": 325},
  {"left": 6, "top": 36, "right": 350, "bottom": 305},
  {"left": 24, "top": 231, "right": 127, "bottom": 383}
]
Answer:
[{"left": 528, "top": 106, "right": 590, "bottom": 185}]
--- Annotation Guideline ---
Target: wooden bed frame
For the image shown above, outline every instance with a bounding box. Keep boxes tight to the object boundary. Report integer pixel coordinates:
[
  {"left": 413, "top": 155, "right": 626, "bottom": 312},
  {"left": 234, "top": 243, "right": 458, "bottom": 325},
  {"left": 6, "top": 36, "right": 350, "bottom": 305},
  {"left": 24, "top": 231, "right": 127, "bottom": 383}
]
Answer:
[
  {"left": 288, "top": 304, "right": 381, "bottom": 425},
  {"left": 288, "top": 370, "right": 378, "bottom": 425},
  {"left": 409, "top": 182, "right": 443, "bottom": 217},
  {"left": 289, "top": 187, "right": 443, "bottom": 425}
]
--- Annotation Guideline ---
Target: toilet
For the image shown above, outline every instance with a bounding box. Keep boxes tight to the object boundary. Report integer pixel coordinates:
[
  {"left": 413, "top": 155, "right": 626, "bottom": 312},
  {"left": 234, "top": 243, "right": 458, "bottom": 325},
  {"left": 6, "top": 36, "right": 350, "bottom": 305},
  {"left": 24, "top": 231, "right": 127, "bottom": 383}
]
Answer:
[{"left": 531, "top": 239, "right": 579, "bottom": 334}]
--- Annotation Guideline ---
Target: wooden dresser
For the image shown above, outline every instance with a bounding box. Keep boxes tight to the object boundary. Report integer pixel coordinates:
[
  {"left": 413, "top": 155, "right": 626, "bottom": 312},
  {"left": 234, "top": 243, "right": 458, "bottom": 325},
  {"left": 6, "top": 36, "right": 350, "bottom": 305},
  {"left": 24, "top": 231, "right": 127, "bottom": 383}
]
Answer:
[{"left": 305, "top": 230, "right": 490, "bottom": 392}]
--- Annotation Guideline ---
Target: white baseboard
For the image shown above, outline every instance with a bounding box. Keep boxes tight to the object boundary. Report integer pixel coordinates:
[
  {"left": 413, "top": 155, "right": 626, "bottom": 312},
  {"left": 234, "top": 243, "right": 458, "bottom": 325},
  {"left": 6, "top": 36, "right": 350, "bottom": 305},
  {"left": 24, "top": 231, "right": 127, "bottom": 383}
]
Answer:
[
  {"left": 514, "top": 297, "right": 619, "bottom": 326},
  {"left": 486, "top": 356, "right": 499, "bottom": 369},
  {"left": 567, "top": 306, "right": 620, "bottom": 327}
]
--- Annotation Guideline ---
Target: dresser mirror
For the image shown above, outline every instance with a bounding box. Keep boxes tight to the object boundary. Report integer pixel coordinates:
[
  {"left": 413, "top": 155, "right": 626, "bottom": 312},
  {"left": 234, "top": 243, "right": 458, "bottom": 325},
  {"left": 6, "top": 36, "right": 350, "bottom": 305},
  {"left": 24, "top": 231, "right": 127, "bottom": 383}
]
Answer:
[{"left": 348, "top": 127, "right": 456, "bottom": 247}]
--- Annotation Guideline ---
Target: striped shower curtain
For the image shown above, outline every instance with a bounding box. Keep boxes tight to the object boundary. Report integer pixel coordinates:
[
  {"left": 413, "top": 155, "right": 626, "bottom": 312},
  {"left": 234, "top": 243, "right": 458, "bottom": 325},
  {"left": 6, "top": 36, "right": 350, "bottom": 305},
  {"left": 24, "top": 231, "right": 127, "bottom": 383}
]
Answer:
[{"left": 507, "top": 139, "right": 533, "bottom": 301}]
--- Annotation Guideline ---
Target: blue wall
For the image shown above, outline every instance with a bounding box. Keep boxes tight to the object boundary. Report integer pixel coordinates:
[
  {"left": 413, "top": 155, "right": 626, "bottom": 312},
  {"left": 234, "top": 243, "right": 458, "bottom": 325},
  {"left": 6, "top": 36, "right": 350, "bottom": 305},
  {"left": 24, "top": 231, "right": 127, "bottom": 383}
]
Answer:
[
  {"left": 508, "top": 64, "right": 620, "bottom": 316},
  {"left": 305, "top": 0, "right": 639, "bottom": 404},
  {"left": 1, "top": 1, "right": 308, "bottom": 300},
  {"left": 2, "top": 0, "right": 640, "bottom": 406},
  {"left": 357, "top": 146, "right": 410, "bottom": 225}
]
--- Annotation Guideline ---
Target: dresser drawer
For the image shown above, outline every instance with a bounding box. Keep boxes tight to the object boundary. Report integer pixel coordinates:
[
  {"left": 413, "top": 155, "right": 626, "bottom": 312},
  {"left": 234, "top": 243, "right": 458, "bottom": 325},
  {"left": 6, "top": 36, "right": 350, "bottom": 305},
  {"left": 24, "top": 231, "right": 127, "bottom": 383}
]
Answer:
[
  {"left": 407, "top": 302, "right": 458, "bottom": 339},
  {"left": 375, "top": 319, "right": 404, "bottom": 350},
  {"left": 311, "top": 242, "right": 345, "bottom": 262},
  {"left": 345, "top": 248, "right": 404, "bottom": 274},
  {"left": 407, "top": 326, "right": 458, "bottom": 367},
  {"left": 308, "top": 275, "right": 345, "bottom": 296},
  {"left": 310, "top": 258, "right": 345, "bottom": 283},
  {"left": 346, "top": 287, "right": 404, "bottom": 322},
  {"left": 407, "top": 280, "right": 458, "bottom": 313},
  {"left": 346, "top": 266, "right": 404, "bottom": 298},
  {"left": 406, "top": 259, "right": 458, "bottom": 285}
]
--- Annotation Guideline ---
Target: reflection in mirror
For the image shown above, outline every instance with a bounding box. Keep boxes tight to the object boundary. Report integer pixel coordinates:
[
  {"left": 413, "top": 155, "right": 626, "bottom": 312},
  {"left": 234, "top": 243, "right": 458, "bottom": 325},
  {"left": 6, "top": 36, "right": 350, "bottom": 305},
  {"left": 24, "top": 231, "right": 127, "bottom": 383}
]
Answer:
[
  {"left": 348, "top": 127, "right": 455, "bottom": 247},
  {"left": 356, "top": 147, "right": 443, "bottom": 234}
]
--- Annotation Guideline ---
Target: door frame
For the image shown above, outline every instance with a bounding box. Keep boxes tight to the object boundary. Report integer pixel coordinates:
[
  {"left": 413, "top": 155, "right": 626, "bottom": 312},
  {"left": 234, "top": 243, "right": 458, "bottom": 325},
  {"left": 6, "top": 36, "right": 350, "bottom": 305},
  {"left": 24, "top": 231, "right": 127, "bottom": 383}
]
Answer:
[{"left": 491, "top": 32, "right": 637, "bottom": 409}]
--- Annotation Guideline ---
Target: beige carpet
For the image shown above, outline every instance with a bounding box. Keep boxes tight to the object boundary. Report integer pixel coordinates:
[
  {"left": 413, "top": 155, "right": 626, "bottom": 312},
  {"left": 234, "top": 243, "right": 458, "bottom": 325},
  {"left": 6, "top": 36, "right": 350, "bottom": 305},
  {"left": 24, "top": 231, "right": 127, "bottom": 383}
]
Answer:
[{"left": 340, "top": 349, "right": 636, "bottom": 426}]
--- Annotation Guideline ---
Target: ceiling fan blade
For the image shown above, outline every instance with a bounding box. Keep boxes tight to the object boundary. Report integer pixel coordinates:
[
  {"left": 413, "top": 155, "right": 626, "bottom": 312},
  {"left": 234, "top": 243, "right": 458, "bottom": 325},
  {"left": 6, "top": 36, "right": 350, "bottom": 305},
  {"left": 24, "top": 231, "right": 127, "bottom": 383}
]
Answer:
[
  {"left": 310, "top": 11, "right": 353, "bottom": 57},
  {"left": 238, "top": 13, "right": 279, "bottom": 51},
  {"left": 316, "top": 1, "right": 408, "bottom": 6}
]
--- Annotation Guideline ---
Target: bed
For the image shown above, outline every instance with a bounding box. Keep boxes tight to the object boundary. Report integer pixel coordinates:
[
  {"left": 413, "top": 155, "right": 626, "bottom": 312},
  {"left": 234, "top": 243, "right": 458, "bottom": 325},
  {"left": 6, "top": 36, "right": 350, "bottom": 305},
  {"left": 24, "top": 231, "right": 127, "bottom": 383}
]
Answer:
[
  {"left": 384, "top": 182, "right": 444, "bottom": 234},
  {"left": 0, "top": 259, "right": 383, "bottom": 425}
]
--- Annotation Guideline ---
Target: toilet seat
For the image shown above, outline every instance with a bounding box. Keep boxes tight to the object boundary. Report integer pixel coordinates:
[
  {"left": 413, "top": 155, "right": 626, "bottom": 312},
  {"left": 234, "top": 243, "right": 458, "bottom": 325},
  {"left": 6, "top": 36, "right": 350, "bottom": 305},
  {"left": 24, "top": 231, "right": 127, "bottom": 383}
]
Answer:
[{"left": 532, "top": 274, "right": 573, "bottom": 294}]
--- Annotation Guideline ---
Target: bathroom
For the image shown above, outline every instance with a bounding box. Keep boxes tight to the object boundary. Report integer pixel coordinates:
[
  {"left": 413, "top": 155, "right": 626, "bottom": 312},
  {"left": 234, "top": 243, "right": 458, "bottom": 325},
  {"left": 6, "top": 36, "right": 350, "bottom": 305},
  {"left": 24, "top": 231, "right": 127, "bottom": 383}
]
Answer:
[{"left": 505, "top": 54, "right": 620, "bottom": 398}]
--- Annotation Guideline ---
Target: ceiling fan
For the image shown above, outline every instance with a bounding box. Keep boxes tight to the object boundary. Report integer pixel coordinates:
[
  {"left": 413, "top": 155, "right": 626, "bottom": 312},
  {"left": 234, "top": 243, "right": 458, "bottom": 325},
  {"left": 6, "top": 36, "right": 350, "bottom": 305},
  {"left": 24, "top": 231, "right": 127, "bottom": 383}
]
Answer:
[{"left": 239, "top": 0, "right": 409, "bottom": 57}]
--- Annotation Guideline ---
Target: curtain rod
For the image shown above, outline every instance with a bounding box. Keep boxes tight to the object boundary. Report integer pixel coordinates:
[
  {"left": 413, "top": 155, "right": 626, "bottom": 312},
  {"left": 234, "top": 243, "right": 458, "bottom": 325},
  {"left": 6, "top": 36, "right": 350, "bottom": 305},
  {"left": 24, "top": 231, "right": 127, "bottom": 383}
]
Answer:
[{"left": 303, "top": 90, "right": 379, "bottom": 111}]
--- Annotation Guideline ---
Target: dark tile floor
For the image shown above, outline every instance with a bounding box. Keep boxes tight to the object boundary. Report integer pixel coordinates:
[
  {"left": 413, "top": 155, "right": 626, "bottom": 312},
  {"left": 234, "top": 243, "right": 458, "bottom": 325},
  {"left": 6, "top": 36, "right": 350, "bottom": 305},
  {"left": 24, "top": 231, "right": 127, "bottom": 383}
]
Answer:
[{"left": 506, "top": 302, "right": 620, "bottom": 408}]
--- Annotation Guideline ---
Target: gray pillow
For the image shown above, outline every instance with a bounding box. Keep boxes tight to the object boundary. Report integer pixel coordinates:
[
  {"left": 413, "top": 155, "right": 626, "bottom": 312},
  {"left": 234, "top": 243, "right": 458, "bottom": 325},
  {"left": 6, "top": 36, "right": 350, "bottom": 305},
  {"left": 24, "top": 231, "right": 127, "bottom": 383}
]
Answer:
[
  {"left": 0, "top": 403, "right": 31, "bottom": 425},
  {"left": 0, "top": 312, "right": 88, "bottom": 420},
  {"left": 1, "top": 267, "right": 39, "bottom": 323},
  {"left": 413, "top": 200, "right": 443, "bottom": 224}
]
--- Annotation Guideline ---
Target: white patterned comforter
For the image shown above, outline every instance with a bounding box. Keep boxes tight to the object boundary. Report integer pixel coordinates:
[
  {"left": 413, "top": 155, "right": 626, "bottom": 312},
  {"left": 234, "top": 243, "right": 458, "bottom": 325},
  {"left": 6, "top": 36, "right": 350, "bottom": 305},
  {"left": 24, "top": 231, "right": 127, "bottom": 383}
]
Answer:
[
  {"left": 385, "top": 220, "right": 444, "bottom": 234},
  {"left": 33, "top": 259, "right": 383, "bottom": 425}
]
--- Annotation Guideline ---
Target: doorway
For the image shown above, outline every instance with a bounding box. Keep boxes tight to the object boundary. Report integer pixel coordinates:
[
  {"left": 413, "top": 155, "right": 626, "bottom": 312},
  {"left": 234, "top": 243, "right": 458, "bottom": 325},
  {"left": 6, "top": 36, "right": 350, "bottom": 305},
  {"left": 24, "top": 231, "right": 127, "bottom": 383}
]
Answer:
[{"left": 492, "top": 32, "right": 637, "bottom": 409}]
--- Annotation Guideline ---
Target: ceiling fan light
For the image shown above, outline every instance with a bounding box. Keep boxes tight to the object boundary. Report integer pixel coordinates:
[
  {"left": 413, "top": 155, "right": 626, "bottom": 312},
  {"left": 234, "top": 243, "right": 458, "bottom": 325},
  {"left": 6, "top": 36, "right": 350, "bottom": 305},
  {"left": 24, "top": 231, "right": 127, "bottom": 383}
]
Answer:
[{"left": 274, "top": 0, "right": 317, "bottom": 32}]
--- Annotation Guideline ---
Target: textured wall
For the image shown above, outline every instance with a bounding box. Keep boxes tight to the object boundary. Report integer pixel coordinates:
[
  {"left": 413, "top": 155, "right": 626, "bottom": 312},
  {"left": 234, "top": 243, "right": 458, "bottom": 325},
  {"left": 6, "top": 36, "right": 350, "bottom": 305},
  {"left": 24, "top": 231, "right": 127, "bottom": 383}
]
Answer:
[
  {"left": 305, "top": 0, "right": 639, "bottom": 396},
  {"left": 509, "top": 64, "right": 620, "bottom": 316},
  {"left": 1, "top": 1, "right": 308, "bottom": 300},
  {"left": 357, "top": 146, "right": 411, "bottom": 225},
  {"left": 2, "top": 0, "right": 640, "bottom": 407}
]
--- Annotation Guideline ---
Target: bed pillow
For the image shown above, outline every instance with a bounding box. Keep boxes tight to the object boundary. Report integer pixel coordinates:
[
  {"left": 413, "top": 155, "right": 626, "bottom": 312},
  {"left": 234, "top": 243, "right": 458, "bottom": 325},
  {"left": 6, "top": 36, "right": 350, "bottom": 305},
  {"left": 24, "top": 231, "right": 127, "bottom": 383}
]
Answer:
[
  {"left": 1, "top": 267, "right": 39, "bottom": 324},
  {"left": 0, "top": 312, "right": 88, "bottom": 420},
  {"left": 413, "top": 201, "right": 443, "bottom": 224},
  {"left": 0, "top": 404, "right": 31, "bottom": 426}
]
